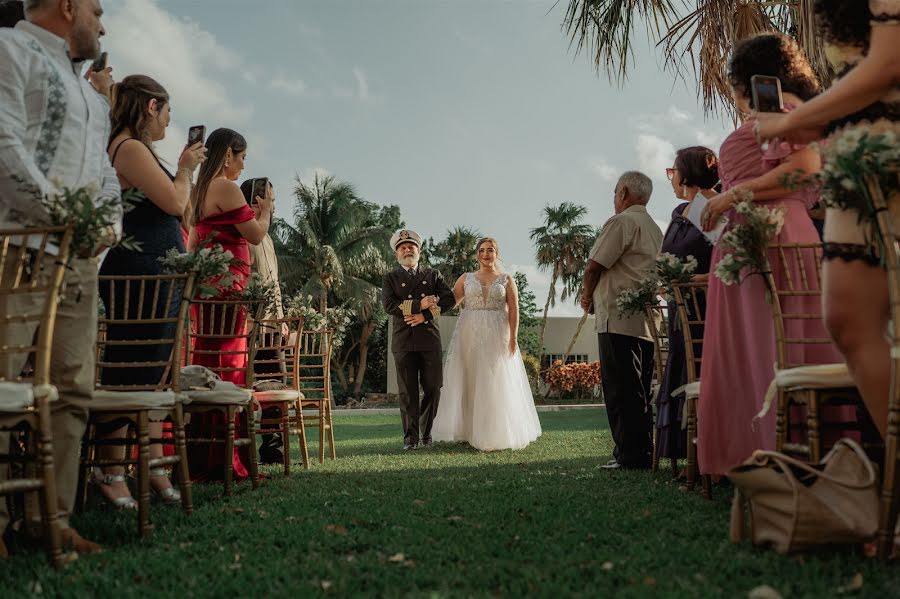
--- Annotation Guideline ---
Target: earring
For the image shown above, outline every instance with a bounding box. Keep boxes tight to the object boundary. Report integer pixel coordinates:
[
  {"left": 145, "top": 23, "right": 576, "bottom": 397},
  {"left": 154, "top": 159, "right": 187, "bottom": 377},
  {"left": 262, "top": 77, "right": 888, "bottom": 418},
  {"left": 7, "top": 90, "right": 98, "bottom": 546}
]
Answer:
[{"left": 225, "top": 161, "right": 230, "bottom": 168}]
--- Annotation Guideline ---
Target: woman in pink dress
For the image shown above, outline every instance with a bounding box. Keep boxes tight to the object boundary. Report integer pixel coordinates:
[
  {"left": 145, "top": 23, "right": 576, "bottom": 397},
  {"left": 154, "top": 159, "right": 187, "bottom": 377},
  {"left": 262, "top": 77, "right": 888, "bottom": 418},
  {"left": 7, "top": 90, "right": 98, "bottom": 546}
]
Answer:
[
  {"left": 697, "top": 34, "right": 843, "bottom": 475},
  {"left": 186, "top": 128, "right": 274, "bottom": 481}
]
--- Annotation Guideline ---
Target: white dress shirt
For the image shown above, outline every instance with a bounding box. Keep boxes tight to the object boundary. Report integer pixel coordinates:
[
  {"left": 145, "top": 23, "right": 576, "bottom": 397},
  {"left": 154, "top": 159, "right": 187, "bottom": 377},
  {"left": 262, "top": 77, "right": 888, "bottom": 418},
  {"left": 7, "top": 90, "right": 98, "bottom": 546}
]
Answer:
[{"left": 0, "top": 21, "right": 121, "bottom": 239}]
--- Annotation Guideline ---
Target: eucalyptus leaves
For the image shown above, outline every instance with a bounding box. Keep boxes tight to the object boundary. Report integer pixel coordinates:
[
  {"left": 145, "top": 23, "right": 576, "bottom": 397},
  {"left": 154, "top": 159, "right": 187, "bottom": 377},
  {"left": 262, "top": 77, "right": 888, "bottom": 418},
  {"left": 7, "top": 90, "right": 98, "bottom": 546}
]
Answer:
[
  {"left": 615, "top": 252, "right": 699, "bottom": 317},
  {"left": 713, "top": 196, "right": 786, "bottom": 286}
]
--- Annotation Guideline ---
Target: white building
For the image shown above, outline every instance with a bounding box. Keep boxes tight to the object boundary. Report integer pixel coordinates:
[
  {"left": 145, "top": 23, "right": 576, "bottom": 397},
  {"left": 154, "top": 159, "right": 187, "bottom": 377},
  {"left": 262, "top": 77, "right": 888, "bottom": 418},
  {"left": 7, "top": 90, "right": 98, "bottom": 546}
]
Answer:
[{"left": 386, "top": 315, "right": 599, "bottom": 394}]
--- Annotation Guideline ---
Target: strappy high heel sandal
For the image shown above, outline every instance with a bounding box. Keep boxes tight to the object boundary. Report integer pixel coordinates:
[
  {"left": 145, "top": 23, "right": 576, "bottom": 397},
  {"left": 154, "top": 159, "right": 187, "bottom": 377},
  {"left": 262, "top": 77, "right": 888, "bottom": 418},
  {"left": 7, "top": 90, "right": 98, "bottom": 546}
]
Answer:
[
  {"left": 90, "top": 468, "right": 138, "bottom": 510},
  {"left": 150, "top": 467, "right": 181, "bottom": 506}
]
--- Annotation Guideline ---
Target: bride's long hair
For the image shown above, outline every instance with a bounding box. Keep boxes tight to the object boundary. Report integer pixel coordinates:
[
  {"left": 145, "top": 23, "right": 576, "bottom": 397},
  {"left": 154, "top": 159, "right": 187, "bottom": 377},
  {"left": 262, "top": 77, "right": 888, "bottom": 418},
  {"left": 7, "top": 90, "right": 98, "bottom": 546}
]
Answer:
[{"left": 474, "top": 237, "right": 504, "bottom": 272}]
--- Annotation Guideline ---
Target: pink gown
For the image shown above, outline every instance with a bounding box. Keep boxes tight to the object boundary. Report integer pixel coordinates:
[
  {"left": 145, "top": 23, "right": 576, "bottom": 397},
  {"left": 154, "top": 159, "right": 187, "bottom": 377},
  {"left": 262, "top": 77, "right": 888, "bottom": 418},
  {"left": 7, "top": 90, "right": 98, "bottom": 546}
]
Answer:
[
  {"left": 186, "top": 205, "right": 255, "bottom": 481},
  {"left": 697, "top": 122, "right": 843, "bottom": 475}
]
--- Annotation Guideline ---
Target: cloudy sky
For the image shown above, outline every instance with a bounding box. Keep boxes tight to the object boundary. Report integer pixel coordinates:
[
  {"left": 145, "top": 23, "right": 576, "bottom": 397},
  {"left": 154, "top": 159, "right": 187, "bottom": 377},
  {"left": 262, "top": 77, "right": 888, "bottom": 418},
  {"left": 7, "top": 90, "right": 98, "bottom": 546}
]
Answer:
[{"left": 100, "top": 0, "right": 733, "bottom": 316}]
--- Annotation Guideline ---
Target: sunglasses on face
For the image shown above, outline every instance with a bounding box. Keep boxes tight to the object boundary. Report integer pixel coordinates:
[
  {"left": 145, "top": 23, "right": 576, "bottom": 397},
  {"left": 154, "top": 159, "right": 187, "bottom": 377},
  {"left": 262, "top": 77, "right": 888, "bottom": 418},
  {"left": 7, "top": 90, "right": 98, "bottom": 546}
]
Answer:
[{"left": 666, "top": 167, "right": 677, "bottom": 180}]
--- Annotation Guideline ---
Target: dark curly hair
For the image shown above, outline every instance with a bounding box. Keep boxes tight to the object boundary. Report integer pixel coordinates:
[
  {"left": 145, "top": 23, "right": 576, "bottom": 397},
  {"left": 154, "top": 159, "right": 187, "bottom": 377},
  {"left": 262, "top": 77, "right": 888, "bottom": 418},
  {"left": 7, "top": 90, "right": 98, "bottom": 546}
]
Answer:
[
  {"left": 813, "top": 0, "right": 871, "bottom": 48},
  {"left": 674, "top": 146, "right": 719, "bottom": 190},
  {"left": 728, "top": 33, "right": 820, "bottom": 109}
]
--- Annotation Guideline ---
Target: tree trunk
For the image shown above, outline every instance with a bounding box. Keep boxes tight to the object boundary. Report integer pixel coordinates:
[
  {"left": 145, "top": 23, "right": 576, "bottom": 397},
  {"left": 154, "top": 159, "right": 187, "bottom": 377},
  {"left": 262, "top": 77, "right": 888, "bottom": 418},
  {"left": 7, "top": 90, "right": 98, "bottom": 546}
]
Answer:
[
  {"left": 353, "top": 321, "right": 376, "bottom": 395},
  {"left": 563, "top": 312, "right": 589, "bottom": 362},
  {"left": 538, "top": 269, "right": 558, "bottom": 357}
]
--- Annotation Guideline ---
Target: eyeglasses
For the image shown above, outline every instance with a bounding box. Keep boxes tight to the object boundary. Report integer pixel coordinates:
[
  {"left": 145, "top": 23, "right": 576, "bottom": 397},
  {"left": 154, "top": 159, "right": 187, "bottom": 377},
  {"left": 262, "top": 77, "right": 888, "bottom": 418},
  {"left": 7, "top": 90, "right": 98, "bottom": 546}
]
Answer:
[{"left": 665, "top": 167, "right": 677, "bottom": 180}]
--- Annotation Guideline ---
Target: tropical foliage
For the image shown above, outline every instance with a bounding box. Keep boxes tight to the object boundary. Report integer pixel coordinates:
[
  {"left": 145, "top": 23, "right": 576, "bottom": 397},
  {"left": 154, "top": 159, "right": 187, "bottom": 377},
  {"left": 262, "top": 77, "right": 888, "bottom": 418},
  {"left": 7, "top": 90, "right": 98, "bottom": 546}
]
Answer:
[
  {"left": 421, "top": 226, "right": 482, "bottom": 284},
  {"left": 530, "top": 202, "right": 597, "bottom": 353},
  {"left": 562, "top": 0, "right": 831, "bottom": 116}
]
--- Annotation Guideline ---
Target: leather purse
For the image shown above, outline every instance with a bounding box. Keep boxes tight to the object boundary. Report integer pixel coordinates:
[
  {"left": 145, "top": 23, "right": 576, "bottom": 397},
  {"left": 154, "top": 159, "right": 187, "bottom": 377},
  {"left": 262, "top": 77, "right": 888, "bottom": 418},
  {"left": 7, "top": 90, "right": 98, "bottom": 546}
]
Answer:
[{"left": 728, "top": 438, "right": 878, "bottom": 553}]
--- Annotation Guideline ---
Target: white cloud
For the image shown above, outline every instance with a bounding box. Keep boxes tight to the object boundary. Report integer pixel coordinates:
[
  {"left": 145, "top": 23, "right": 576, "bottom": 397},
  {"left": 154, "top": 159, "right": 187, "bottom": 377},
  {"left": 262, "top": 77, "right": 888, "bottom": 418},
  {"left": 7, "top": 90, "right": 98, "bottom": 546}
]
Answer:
[
  {"left": 587, "top": 156, "right": 618, "bottom": 182},
  {"left": 636, "top": 134, "right": 676, "bottom": 178},
  {"left": 102, "top": 0, "right": 253, "bottom": 164},
  {"left": 352, "top": 67, "right": 369, "bottom": 102},
  {"left": 297, "top": 167, "right": 333, "bottom": 187},
  {"left": 270, "top": 75, "right": 309, "bottom": 97}
]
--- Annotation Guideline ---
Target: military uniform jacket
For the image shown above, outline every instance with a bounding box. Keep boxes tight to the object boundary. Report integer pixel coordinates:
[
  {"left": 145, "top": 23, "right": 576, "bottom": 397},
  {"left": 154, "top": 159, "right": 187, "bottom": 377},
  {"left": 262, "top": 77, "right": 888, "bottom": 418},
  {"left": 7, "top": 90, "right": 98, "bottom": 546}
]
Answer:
[{"left": 382, "top": 266, "right": 456, "bottom": 353}]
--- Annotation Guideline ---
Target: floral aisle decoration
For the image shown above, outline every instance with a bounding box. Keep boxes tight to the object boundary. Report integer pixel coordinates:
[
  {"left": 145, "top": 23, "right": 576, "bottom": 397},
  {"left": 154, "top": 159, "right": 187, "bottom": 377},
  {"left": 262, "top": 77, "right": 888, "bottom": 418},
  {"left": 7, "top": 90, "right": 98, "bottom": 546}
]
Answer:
[
  {"left": 159, "top": 243, "right": 238, "bottom": 298},
  {"left": 615, "top": 252, "right": 698, "bottom": 317},
  {"left": 713, "top": 192, "right": 786, "bottom": 286},
  {"left": 284, "top": 292, "right": 353, "bottom": 350}
]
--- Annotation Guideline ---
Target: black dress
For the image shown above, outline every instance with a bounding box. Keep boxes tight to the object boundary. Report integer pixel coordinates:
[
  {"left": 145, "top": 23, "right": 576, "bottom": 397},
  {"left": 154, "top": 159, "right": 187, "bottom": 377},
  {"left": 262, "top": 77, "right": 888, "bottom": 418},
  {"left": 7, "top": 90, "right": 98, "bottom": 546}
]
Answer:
[
  {"left": 655, "top": 202, "right": 713, "bottom": 460},
  {"left": 99, "top": 140, "right": 185, "bottom": 388}
]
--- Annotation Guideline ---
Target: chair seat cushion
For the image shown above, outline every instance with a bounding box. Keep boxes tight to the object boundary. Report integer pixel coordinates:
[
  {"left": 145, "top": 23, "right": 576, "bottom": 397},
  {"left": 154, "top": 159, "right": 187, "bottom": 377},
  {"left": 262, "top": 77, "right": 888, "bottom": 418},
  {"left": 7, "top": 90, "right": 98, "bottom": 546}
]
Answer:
[
  {"left": 672, "top": 381, "right": 700, "bottom": 399},
  {"left": 185, "top": 381, "right": 252, "bottom": 405},
  {"left": 0, "top": 383, "right": 57, "bottom": 412},
  {"left": 89, "top": 390, "right": 178, "bottom": 411},
  {"left": 254, "top": 389, "right": 303, "bottom": 403},
  {"left": 775, "top": 363, "right": 854, "bottom": 390}
]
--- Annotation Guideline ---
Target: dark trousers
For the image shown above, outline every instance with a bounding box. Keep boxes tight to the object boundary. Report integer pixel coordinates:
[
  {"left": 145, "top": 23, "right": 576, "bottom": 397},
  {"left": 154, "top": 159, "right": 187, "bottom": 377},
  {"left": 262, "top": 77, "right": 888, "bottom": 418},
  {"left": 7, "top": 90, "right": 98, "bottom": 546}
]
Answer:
[
  {"left": 598, "top": 332, "right": 655, "bottom": 468},
  {"left": 393, "top": 350, "right": 443, "bottom": 445},
  {"left": 255, "top": 347, "right": 286, "bottom": 458}
]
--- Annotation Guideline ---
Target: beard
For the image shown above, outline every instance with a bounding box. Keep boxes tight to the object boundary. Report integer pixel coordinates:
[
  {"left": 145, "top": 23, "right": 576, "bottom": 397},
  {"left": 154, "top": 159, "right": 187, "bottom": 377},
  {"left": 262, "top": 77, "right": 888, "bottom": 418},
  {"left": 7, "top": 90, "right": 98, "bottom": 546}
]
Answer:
[
  {"left": 398, "top": 256, "right": 418, "bottom": 269},
  {"left": 70, "top": 20, "right": 100, "bottom": 61}
]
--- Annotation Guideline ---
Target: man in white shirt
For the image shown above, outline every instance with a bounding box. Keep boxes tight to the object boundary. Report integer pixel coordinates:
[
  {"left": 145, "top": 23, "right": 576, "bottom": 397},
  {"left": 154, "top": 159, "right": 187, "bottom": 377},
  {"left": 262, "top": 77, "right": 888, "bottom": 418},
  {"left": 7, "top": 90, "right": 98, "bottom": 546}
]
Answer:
[
  {"left": 0, "top": 0, "right": 119, "bottom": 557},
  {"left": 581, "top": 171, "right": 663, "bottom": 470}
]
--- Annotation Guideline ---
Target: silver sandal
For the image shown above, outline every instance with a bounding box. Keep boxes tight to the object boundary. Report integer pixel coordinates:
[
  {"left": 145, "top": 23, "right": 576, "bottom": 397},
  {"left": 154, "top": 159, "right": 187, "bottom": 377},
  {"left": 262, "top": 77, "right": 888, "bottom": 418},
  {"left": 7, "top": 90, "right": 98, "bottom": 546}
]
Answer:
[
  {"left": 90, "top": 468, "right": 138, "bottom": 510},
  {"left": 150, "top": 467, "right": 181, "bottom": 505}
]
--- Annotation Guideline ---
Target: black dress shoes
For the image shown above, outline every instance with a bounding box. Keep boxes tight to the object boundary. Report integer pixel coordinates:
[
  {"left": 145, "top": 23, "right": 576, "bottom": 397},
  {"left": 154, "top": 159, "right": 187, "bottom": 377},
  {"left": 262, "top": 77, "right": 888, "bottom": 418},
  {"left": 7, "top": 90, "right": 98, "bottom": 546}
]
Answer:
[{"left": 421, "top": 438, "right": 432, "bottom": 447}]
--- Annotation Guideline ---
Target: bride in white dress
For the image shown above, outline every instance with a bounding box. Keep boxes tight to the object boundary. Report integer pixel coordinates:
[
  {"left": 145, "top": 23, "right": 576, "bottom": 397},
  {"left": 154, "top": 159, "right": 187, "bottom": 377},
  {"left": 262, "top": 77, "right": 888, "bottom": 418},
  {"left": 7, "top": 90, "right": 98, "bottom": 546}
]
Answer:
[{"left": 432, "top": 237, "right": 542, "bottom": 451}]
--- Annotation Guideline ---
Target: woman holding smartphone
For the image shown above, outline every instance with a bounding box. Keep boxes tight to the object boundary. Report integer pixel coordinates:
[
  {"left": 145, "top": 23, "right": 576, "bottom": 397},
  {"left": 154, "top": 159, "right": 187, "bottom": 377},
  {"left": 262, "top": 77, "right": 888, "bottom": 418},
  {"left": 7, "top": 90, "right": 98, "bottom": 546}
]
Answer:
[
  {"left": 95, "top": 75, "right": 206, "bottom": 508},
  {"left": 695, "top": 34, "right": 842, "bottom": 476},
  {"left": 186, "top": 128, "right": 273, "bottom": 481},
  {"left": 756, "top": 0, "right": 900, "bottom": 440}
]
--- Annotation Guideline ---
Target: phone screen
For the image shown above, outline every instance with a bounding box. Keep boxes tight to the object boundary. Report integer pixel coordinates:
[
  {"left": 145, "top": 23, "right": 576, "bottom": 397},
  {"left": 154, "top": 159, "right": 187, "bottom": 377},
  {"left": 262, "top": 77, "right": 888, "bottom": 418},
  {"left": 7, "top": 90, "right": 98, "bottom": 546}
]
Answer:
[
  {"left": 251, "top": 178, "right": 269, "bottom": 203},
  {"left": 751, "top": 76, "right": 783, "bottom": 113},
  {"left": 91, "top": 51, "right": 108, "bottom": 73},
  {"left": 187, "top": 125, "right": 205, "bottom": 146}
]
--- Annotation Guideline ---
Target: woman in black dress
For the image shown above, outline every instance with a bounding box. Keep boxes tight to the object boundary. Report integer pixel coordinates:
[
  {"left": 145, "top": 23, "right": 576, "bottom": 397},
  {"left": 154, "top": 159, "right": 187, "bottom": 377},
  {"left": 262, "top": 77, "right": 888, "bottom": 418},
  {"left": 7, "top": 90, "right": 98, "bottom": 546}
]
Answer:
[
  {"left": 94, "top": 75, "right": 206, "bottom": 508},
  {"left": 655, "top": 146, "right": 718, "bottom": 467}
]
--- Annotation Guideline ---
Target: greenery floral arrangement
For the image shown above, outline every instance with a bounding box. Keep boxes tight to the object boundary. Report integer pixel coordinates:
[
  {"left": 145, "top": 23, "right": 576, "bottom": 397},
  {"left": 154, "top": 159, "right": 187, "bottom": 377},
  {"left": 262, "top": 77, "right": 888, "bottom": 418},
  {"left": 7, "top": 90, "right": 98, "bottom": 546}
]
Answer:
[
  {"left": 284, "top": 292, "right": 353, "bottom": 349},
  {"left": 817, "top": 128, "right": 899, "bottom": 214},
  {"left": 656, "top": 252, "right": 698, "bottom": 294},
  {"left": 542, "top": 360, "right": 601, "bottom": 398},
  {"left": 713, "top": 194, "right": 786, "bottom": 286},
  {"left": 238, "top": 273, "right": 281, "bottom": 314},
  {"left": 14, "top": 179, "right": 139, "bottom": 257},
  {"left": 159, "top": 243, "right": 238, "bottom": 298},
  {"left": 615, "top": 278, "right": 659, "bottom": 317}
]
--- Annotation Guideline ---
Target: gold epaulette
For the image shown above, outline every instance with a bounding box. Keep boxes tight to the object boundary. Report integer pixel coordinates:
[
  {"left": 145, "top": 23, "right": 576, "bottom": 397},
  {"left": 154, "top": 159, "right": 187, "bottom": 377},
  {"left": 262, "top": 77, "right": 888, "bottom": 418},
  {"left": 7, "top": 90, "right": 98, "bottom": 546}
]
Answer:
[
  {"left": 400, "top": 300, "right": 413, "bottom": 316},
  {"left": 429, "top": 306, "right": 441, "bottom": 319}
]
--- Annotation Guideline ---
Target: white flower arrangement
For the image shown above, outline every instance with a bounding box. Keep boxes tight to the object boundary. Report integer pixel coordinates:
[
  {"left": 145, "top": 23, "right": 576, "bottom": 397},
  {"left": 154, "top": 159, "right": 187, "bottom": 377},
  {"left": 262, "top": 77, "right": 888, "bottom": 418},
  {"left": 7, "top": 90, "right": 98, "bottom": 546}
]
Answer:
[
  {"left": 713, "top": 193, "right": 786, "bottom": 286},
  {"left": 656, "top": 252, "right": 698, "bottom": 294},
  {"left": 284, "top": 292, "right": 354, "bottom": 349}
]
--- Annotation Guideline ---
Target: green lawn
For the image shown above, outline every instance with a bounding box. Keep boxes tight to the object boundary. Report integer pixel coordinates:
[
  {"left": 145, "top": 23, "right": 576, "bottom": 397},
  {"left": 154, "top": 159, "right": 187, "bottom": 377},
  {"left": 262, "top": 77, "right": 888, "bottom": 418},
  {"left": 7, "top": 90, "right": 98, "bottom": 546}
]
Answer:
[{"left": 1, "top": 410, "right": 896, "bottom": 598}]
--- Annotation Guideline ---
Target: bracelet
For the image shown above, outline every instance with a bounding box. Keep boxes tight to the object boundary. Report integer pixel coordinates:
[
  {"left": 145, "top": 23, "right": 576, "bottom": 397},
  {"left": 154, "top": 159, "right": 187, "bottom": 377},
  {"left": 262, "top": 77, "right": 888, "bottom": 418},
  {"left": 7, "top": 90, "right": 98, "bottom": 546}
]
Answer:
[{"left": 176, "top": 167, "right": 193, "bottom": 179}]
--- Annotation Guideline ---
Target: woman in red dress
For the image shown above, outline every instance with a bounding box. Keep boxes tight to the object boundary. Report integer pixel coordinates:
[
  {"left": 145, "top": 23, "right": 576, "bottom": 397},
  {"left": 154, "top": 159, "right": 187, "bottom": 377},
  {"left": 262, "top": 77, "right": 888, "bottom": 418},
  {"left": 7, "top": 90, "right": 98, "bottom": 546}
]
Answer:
[{"left": 186, "top": 128, "right": 273, "bottom": 480}]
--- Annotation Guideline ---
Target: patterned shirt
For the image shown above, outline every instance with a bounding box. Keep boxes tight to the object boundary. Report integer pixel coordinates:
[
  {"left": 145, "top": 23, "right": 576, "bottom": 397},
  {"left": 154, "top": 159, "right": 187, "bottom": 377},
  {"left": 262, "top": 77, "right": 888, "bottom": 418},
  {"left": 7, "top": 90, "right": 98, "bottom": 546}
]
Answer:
[{"left": 0, "top": 21, "right": 120, "bottom": 236}]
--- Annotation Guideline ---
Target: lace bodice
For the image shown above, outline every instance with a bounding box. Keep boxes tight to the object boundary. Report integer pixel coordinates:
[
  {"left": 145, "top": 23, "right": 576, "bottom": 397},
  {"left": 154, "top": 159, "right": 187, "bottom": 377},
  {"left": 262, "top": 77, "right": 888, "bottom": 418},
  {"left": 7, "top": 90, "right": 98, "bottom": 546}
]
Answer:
[{"left": 463, "top": 272, "right": 509, "bottom": 311}]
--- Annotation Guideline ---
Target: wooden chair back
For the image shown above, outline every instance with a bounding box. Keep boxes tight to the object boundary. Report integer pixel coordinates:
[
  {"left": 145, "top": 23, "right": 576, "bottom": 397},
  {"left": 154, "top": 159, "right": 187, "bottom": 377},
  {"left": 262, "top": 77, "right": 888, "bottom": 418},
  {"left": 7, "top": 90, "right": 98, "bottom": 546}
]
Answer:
[
  {"left": 0, "top": 226, "right": 72, "bottom": 385},
  {"left": 253, "top": 316, "right": 305, "bottom": 388},
  {"left": 296, "top": 329, "right": 334, "bottom": 402},
  {"left": 186, "top": 298, "right": 264, "bottom": 387},
  {"left": 645, "top": 303, "right": 669, "bottom": 388},
  {"left": 96, "top": 273, "right": 195, "bottom": 392},
  {"left": 671, "top": 282, "right": 708, "bottom": 384}
]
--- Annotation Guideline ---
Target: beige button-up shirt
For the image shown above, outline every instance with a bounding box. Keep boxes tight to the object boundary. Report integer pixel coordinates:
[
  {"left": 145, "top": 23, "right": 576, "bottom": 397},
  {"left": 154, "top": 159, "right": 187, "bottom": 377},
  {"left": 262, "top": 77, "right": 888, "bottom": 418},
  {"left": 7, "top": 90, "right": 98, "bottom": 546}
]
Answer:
[
  {"left": 248, "top": 234, "right": 284, "bottom": 321},
  {"left": 590, "top": 205, "right": 663, "bottom": 341}
]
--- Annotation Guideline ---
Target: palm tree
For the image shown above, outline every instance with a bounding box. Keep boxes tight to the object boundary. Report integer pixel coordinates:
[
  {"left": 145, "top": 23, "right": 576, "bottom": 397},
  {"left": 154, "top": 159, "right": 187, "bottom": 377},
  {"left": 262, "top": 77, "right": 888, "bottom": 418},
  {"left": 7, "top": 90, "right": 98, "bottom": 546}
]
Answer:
[
  {"left": 271, "top": 174, "right": 390, "bottom": 397},
  {"left": 561, "top": 1, "right": 829, "bottom": 116},
  {"left": 529, "top": 202, "right": 596, "bottom": 354},
  {"left": 429, "top": 226, "right": 482, "bottom": 283}
]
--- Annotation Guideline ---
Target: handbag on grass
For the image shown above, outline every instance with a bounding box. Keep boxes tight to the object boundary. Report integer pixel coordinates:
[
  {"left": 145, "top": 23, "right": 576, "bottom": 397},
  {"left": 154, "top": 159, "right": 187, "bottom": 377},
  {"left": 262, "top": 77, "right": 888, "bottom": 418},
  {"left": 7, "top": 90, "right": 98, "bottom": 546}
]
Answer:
[{"left": 728, "top": 438, "right": 878, "bottom": 553}]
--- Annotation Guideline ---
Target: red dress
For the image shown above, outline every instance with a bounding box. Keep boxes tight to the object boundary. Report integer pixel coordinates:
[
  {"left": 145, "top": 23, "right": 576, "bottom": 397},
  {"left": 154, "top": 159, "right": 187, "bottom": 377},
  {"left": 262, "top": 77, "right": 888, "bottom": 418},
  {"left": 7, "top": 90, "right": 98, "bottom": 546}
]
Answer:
[{"left": 187, "top": 205, "right": 255, "bottom": 481}]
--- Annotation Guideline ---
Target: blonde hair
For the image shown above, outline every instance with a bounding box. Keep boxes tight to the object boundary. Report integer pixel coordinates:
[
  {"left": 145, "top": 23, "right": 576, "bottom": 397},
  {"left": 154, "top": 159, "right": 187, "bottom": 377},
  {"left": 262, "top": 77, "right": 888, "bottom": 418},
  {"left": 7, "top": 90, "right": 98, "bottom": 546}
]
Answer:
[{"left": 475, "top": 237, "right": 504, "bottom": 269}]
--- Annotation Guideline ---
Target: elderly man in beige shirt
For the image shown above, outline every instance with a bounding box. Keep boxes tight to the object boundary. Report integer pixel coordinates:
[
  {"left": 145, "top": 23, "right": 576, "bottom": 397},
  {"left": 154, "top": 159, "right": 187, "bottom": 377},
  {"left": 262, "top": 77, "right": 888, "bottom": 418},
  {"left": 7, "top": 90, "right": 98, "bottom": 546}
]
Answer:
[{"left": 581, "top": 171, "right": 662, "bottom": 470}]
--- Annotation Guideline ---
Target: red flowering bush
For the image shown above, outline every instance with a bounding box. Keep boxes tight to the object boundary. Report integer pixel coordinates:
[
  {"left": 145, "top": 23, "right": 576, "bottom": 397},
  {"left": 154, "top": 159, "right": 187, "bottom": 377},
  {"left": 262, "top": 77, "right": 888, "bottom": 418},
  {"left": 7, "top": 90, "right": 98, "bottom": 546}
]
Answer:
[{"left": 542, "top": 360, "right": 601, "bottom": 399}]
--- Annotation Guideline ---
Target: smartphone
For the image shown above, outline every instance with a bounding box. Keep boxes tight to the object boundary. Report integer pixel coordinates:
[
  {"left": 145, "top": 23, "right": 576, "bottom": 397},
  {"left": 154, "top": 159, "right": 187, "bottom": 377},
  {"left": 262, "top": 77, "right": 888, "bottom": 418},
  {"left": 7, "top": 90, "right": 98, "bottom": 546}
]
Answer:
[
  {"left": 250, "top": 177, "right": 270, "bottom": 204},
  {"left": 750, "top": 74, "right": 783, "bottom": 113},
  {"left": 90, "top": 51, "right": 108, "bottom": 73},
  {"left": 187, "top": 125, "right": 206, "bottom": 147}
]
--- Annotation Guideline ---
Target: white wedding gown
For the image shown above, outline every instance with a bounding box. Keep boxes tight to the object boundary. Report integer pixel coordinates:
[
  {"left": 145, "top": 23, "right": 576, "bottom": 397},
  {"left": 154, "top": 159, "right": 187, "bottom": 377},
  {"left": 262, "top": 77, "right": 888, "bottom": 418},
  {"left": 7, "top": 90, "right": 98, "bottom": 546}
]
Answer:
[{"left": 432, "top": 272, "right": 542, "bottom": 451}]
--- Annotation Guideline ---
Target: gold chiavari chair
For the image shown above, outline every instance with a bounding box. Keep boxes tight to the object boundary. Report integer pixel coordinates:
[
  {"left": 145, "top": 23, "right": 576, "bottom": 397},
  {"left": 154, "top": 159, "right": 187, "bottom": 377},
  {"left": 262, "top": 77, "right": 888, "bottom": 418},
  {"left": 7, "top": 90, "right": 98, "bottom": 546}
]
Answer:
[
  {"left": 763, "top": 243, "right": 874, "bottom": 464},
  {"left": 252, "top": 316, "right": 306, "bottom": 475},
  {"left": 0, "top": 226, "right": 71, "bottom": 567},
  {"left": 183, "top": 298, "right": 262, "bottom": 495},
  {"left": 671, "top": 282, "right": 712, "bottom": 499},
  {"left": 645, "top": 302, "right": 677, "bottom": 477},
  {"left": 292, "top": 330, "right": 335, "bottom": 465},
  {"left": 78, "top": 273, "right": 195, "bottom": 538},
  {"left": 867, "top": 171, "right": 900, "bottom": 559}
]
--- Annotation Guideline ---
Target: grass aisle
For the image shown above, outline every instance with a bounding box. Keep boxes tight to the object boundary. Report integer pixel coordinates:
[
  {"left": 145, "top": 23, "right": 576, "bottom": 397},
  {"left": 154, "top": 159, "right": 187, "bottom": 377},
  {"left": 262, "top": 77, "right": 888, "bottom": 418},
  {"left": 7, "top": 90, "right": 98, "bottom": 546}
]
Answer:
[{"left": 1, "top": 410, "right": 896, "bottom": 598}]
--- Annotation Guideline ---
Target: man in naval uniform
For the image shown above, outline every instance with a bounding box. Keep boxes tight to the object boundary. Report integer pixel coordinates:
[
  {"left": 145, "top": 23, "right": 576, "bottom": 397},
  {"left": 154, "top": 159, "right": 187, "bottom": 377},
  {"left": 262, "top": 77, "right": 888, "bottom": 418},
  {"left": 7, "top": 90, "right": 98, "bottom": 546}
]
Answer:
[{"left": 382, "top": 229, "right": 456, "bottom": 450}]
